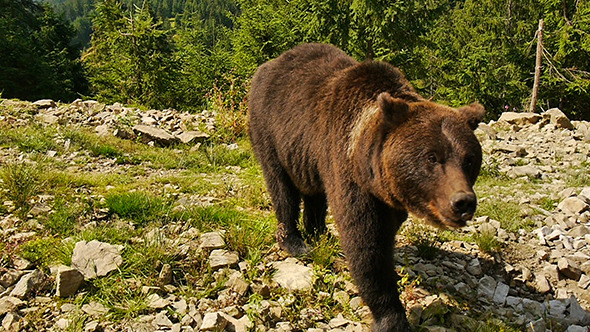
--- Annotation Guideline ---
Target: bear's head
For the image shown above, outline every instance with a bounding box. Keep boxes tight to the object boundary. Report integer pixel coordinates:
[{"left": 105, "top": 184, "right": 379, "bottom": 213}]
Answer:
[{"left": 349, "top": 92, "right": 485, "bottom": 228}]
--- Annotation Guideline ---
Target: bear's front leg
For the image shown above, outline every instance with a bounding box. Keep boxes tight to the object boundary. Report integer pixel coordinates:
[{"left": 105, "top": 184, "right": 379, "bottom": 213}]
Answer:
[{"left": 331, "top": 187, "right": 410, "bottom": 332}]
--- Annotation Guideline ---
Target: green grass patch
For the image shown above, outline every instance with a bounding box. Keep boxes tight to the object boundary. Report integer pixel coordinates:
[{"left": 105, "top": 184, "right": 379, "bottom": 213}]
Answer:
[
  {"left": 106, "top": 191, "right": 170, "bottom": 227},
  {"left": 17, "top": 237, "right": 72, "bottom": 268},
  {"left": 4, "top": 125, "right": 58, "bottom": 153},
  {"left": 308, "top": 233, "right": 342, "bottom": 269},
  {"left": 40, "top": 198, "right": 81, "bottom": 237},
  {"left": 474, "top": 232, "right": 502, "bottom": 254},
  {"left": 476, "top": 200, "right": 534, "bottom": 233},
  {"left": 402, "top": 222, "right": 442, "bottom": 260}
]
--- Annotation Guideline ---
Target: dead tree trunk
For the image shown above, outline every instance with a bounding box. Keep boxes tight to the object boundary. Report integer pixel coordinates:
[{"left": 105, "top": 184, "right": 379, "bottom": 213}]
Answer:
[{"left": 529, "top": 19, "right": 544, "bottom": 113}]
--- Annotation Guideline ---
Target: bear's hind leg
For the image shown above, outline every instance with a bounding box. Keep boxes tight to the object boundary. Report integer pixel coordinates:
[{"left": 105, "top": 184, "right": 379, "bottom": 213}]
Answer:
[{"left": 303, "top": 194, "right": 328, "bottom": 238}]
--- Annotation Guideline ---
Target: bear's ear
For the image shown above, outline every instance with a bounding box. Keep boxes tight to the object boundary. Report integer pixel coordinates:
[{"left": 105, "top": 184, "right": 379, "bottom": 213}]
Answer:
[
  {"left": 457, "top": 102, "right": 485, "bottom": 130},
  {"left": 377, "top": 92, "right": 409, "bottom": 126}
]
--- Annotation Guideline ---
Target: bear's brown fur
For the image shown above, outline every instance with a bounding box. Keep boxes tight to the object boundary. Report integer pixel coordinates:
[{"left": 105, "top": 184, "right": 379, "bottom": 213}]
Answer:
[{"left": 248, "top": 43, "right": 485, "bottom": 332}]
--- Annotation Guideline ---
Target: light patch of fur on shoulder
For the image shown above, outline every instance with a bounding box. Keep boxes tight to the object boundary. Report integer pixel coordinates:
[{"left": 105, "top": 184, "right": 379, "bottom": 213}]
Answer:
[{"left": 347, "top": 104, "right": 381, "bottom": 158}]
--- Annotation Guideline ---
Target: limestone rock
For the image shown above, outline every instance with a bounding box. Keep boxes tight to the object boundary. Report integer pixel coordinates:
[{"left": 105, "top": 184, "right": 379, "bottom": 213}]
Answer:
[
  {"left": 177, "top": 131, "right": 210, "bottom": 144},
  {"left": 10, "top": 269, "right": 45, "bottom": 299},
  {"left": 498, "top": 112, "right": 541, "bottom": 126},
  {"left": 82, "top": 302, "right": 109, "bottom": 316},
  {"left": 199, "top": 232, "right": 225, "bottom": 250},
  {"left": 200, "top": 312, "right": 227, "bottom": 331},
  {"left": 477, "top": 275, "right": 497, "bottom": 301},
  {"left": 71, "top": 240, "right": 124, "bottom": 279},
  {"left": 535, "top": 274, "right": 552, "bottom": 293},
  {"left": 544, "top": 108, "right": 574, "bottom": 130},
  {"left": 272, "top": 258, "right": 313, "bottom": 291},
  {"left": 33, "top": 99, "right": 56, "bottom": 108},
  {"left": 56, "top": 265, "right": 85, "bottom": 297},
  {"left": 0, "top": 297, "right": 24, "bottom": 315},
  {"left": 209, "top": 249, "right": 239, "bottom": 270},
  {"left": 133, "top": 124, "right": 179, "bottom": 146},
  {"left": 558, "top": 258, "right": 582, "bottom": 281},
  {"left": 558, "top": 197, "right": 589, "bottom": 215}
]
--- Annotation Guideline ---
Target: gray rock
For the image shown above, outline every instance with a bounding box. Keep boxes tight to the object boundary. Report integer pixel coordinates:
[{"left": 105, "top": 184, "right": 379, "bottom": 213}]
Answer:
[
  {"left": 569, "top": 296, "right": 590, "bottom": 326},
  {"left": 133, "top": 124, "right": 179, "bottom": 146},
  {"left": 272, "top": 258, "right": 313, "bottom": 291},
  {"left": 0, "top": 270, "right": 24, "bottom": 288},
  {"left": 558, "top": 258, "right": 582, "bottom": 281},
  {"left": 547, "top": 299, "right": 568, "bottom": 318},
  {"left": 477, "top": 276, "right": 496, "bottom": 301},
  {"left": 10, "top": 269, "right": 45, "bottom": 299},
  {"left": 569, "top": 225, "right": 590, "bottom": 238},
  {"left": 493, "top": 281, "right": 510, "bottom": 305},
  {"left": 56, "top": 265, "right": 85, "bottom": 297},
  {"left": 219, "top": 312, "right": 252, "bottom": 332},
  {"left": 522, "top": 299, "right": 545, "bottom": 317},
  {"left": 147, "top": 293, "right": 170, "bottom": 309},
  {"left": 84, "top": 320, "right": 100, "bottom": 332},
  {"left": 71, "top": 240, "right": 123, "bottom": 279},
  {"left": 566, "top": 326, "right": 589, "bottom": 332},
  {"left": 466, "top": 258, "right": 482, "bottom": 276},
  {"left": 95, "top": 124, "right": 111, "bottom": 136},
  {"left": 209, "top": 249, "right": 239, "bottom": 270},
  {"left": 1, "top": 312, "right": 22, "bottom": 332}
]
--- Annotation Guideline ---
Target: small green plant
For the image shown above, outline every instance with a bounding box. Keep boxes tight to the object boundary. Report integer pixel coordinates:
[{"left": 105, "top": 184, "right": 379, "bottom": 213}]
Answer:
[
  {"left": 476, "top": 200, "right": 532, "bottom": 233},
  {"left": 106, "top": 191, "right": 169, "bottom": 226},
  {"left": 308, "top": 233, "right": 342, "bottom": 269},
  {"left": 204, "top": 74, "right": 249, "bottom": 144},
  {"left": 478, "top": 155, "right": 503, "bottom": 180},
  {"left": 0, "top": 162, "right": 41, "bottom": 217},
  {"left": 18, "top": 237, "right": 70, "bottom": 268},
  {"left": 474, "top": 231, "right": 502, "bottom": 254}
]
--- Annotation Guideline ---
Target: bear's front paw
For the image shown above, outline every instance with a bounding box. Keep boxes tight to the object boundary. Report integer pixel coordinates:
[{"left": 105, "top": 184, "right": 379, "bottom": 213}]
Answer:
[{"left": 277, "top": 235, "right": 310, "bottom": 256}]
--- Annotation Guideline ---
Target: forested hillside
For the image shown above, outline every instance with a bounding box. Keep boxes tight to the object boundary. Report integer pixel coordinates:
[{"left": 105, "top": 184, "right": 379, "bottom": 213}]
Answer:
[{"left": 1, "top": 0, "right": 589, "bottom": 119}]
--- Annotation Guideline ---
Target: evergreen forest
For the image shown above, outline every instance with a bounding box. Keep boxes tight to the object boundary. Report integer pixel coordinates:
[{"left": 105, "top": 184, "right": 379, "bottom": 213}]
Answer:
[{"left": 1, "top": 0, "right": 589, "bottom": 120}]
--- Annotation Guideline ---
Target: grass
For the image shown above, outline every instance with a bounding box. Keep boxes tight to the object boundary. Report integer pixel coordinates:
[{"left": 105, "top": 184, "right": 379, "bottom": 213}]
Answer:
[
  {"left": 0, "top": 161, "right": 42, "bottom": 217},
  {"left": 476, "top": 200, "right": 535, "bottom": 233},
  {"left": 402, "top": 222, "right": 443, "bottom": 260},
  {"left": 474, "top": 231, "right": 502, "bottom": 254},
  {"left": 106, "top": 191, "right": 170, "bottom": 227}
]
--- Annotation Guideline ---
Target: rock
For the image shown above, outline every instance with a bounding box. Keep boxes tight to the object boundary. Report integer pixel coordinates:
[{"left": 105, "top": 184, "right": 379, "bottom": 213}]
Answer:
[
  {"left": 84, "top": 320, "right": 100, "bottom": 332},
  {"left": 209, "top": 249, "right": 239, "bottom": 270},
  {"left": 544, "top": 108, "right": 574, "bottom": 130},
  {"left": 0, "top": 297, "right": 24, "bottom": 315},
  {"left": 178, "top": 131, "right": 210, "bottom": 144},
  {"left": 56, "top": 265, "right": 85, "bottom": 297},
  {"left": 0, "top": 270, "right": 24, "bottom": 288},
  {"left": 71, "top": 240, "right": 124, "bottom": 279},
  {"left": 200, "top": 312, "right": 227, "bottom": 331},
  {"left": 200, "top": 232, "right": 225, "bottom": 250},
  {"left": 566, "top": 326, "right": 589, "bottom": 332},
  {"left": 219, "top": 312, "right": 252, "bottom": 332},
  {"left": 95, "top": 124, "right": 111, "bottom": 136},
  {"left": 547, "top": 299, "right": 568, "bottom": 318},
  {"left": 113, "top": 128, "right": 134, "bottom": 139},
  {"left": 147, "top": 293, "right": 170, "bottom": 309},
  {"left": 498, "top": 112, "right": 541, "bottom": 126},
  {"left": 154, "top": 311, "right": 173, "bottom": 328},
  {"left": 535, "top": 274, "right": 552, "bottom": 293},
  {"left": 558, "top": 197, "right": 589, "bottom": 215},
  {"left": 466, "top": 258, "right": 482, "bottom": 276},
  {"left": 512, "top": 166, "right": 542, "bottom": 178},
  {"left": 527, "top": 318, "right": 545, "bottom": 332},
  {"left": 37, "top": 113, "right": 59, "bottom": 125},
  {"left": 54, "top": 318, "right": 71, "bottom": 330},
  {"left": 33, "top": 99, "right": 56, "bottom": 108},
  {"left": 159, "top": 263, "right": 173, "bottom": 285},
  {"left": 1, "top": 312, "right": 22, "bottom": 332},
  {"left": 133, "top": 124, "right": 179, "bottom": 146},
  {"left": 493, "top": 282, "right": 510, "bottom": 305},
  {"left": 569, "top": 225, "right": 590, "bottom": 238},
  {"left": 10, "top": 269, "right": 45, "bottom": 299},
  {"left": 522, "top": 299, "right": 545, "bottom": 317},
  {"left": 569, "top": 296, "right": 590, "bottom": 326},
  {"left": 578, "top": 274, "right": 590, "bottom": 289},
  {"left": 558, "top": 258, "right": 582, "bottom": 281},
  {"left": 226, "top": 273, "right": 250, "bottom": 297},
  {"left": 329, "top": 313, "right": 349, "bottom": 328},
  {"left": 272, "top": 258, "right": 313, "bottom": 291},
  {"left": 477, "top": 276, "right": 496, "bottom": 302},
  {"left": 82, "top": 302, "right": 109, "bottom": 316}
]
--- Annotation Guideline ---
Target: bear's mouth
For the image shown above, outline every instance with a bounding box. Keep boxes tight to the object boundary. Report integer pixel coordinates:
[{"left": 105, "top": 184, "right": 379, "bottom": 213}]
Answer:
[{"left": 425, "top": 202, "right": 471, "bottom": 229}]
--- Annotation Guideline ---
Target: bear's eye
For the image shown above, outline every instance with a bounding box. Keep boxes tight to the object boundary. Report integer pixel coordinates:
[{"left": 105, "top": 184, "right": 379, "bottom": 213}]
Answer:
[
  {"left": 427, "top": 152, "right": 438, "bottom": 164},
  {"left": 463, "top": 156, "right": 474, "bottom": 170}
]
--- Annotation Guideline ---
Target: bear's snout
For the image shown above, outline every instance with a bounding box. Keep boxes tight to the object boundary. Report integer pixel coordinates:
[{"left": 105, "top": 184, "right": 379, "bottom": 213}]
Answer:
[{"left": 450, "top": 192, "right": 476, "bottom": 221}]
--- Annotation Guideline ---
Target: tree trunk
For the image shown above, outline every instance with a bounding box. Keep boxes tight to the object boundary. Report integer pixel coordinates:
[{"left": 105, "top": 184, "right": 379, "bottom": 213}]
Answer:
[{"left": 529, "top": 19, "right": 544, "bottom": 113}]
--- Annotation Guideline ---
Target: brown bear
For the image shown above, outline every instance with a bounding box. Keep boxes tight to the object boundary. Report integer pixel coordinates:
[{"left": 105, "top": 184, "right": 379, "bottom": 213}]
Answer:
[{"left": 248, "top": 43, "right": 484, "bottom": 332}]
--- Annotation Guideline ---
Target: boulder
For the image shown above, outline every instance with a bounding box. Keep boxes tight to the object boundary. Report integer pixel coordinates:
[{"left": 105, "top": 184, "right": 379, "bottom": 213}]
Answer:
[
  {"left": 71, "top": 240, "right": 124, "bottom": 279},
  {"left": 132, "top": 124, "right": 179, "bottom": 146},
  {"left": 498, "top": 112, "right": 541, "bottom": 126},
  {"left": 56, "top": 265, "right": 85, "bottom": 297}
]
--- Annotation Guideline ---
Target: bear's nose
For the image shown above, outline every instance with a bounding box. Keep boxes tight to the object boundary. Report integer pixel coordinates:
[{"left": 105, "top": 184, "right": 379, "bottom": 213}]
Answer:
[{"left": 450, "top": 192, "right": 477, "bottom": 221}]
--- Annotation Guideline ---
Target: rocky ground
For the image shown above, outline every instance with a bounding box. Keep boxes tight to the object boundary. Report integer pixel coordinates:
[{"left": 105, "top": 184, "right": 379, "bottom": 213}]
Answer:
[{"left": 0, "top": 99, "right": 590, "bottom": 332}]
